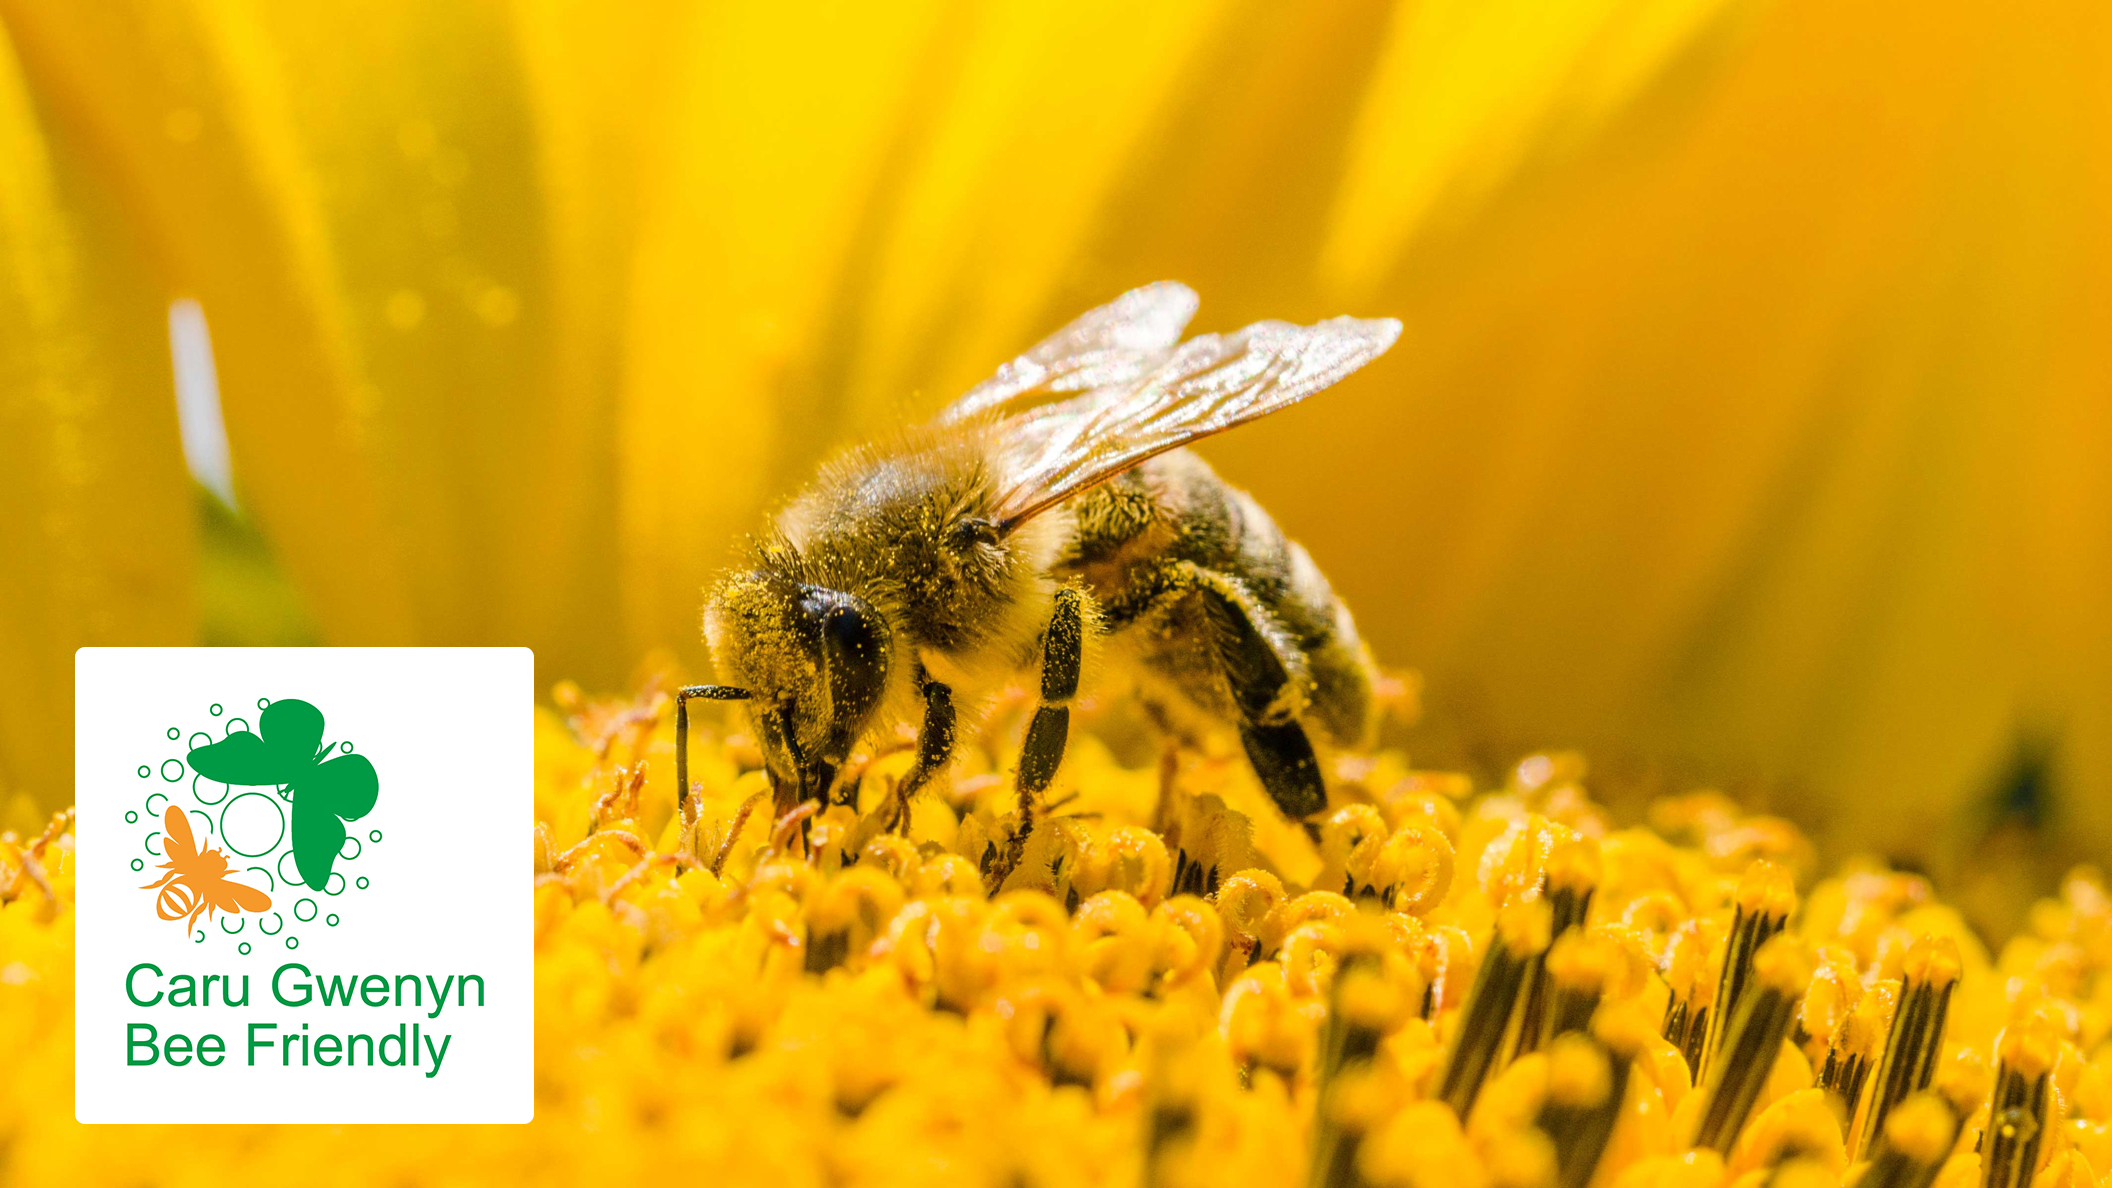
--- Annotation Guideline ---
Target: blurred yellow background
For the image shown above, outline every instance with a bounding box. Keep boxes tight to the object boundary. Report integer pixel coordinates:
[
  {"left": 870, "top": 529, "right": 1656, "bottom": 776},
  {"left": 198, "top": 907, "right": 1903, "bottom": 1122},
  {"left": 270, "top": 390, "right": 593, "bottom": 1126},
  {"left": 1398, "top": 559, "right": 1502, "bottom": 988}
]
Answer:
[{"left": 3, "top": 0, "right": 2108, "bottom": 901}]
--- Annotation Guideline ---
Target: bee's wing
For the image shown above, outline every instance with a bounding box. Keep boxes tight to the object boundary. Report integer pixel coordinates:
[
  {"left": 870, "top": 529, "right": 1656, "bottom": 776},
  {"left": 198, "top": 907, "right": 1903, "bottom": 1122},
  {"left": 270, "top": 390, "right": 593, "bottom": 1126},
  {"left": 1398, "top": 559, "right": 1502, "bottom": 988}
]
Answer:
[
  {"left": 989, "top": 314, "right": 1402, "bottom": 530},
  {"left": 937, "top": 281, "right": 1199, "bottom": 423},
  {"left": 160, "top": 804, "right": 198, "bottom": 860},
  {"left": 217, "top": 877, "right": 273, "bottom": 914}
]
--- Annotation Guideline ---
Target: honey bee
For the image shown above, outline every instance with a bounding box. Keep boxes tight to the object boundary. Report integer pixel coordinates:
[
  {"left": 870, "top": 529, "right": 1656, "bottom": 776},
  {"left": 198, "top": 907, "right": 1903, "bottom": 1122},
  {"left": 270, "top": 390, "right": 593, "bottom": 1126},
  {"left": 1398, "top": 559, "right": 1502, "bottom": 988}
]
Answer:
[
  {"left": 140, "top": 805, "right": 273, "bottom": 935},
  {"left": 676, "top": 282, "right": 1398, "bottom": 855}
]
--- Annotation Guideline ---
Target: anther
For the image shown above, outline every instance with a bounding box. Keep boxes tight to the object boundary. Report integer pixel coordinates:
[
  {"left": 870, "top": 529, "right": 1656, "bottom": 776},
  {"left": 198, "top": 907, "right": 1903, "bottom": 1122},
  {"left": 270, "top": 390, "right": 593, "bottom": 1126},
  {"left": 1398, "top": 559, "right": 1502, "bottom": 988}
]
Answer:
[
  {"left": 1536, "top": 1032, "right": 1625, "bottom": 1188},
  {"left": 1853, "top": 1091, "right": 1956, "bottom": 1188},
  {"left": 1690, "top": 933, "right": 1814, "bottom": 1153},
  {"left": 1513, "top": 836, "right": 1602, "bottom": 1059},
  {"left": 1977, "top": 1008, "right": 2061, "bottom": 1188},
  {"left": 1436, "top": 898, "right": 1552, "bottom": 1120},
  {"left": 1659, "top": 918, "right": 1720, "bottom": 1076},
  {"left": 1849, "top": 934, "right": 1960, "bottom": 1159},
  {"left": 1698, "top": 860, "right": 1795, "bottom": 1082}
]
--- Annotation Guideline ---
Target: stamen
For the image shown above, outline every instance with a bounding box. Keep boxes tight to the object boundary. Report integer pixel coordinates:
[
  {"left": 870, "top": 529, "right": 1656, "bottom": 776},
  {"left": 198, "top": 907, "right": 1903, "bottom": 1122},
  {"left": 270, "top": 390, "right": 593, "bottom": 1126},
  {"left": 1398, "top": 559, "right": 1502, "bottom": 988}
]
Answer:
[
  {"left": 1849, "top": 934, "right": 1960, "bottom": 1159},
  {"left": 1541, "top": 929, "right": 1618, "bottom": 1044},
  {"left": 1690, "top": 933, "right": 1813, "bottom": 1153},
  {"left": 1977, "top": 1008, "right": 2061, "bottom": 1188},
  {"left": 1308, "top": 935, "right": 1420, "bottom": 1188},
  {"left": 1659, "top": 918, "right": 1719, "bottom": 1075},
  {"left": 1436, "top": 898, "right": 1552, "bottom": 1120},
  {"left": 1535, "top": 1032, "right": 1623, "bottom": 1188},
  {"left": 1822, "top": 979, "right": 1895, "bottom": 1127},
  {"left": 1853, "top": 1091, "right": 1956, "bottom": 1188},
  {"left": 1698, "top": 859, "right": 1795, "bottom": 1083},
  {"left": 1513, "top": 837, "right": 1602, "bottom": 1058}
]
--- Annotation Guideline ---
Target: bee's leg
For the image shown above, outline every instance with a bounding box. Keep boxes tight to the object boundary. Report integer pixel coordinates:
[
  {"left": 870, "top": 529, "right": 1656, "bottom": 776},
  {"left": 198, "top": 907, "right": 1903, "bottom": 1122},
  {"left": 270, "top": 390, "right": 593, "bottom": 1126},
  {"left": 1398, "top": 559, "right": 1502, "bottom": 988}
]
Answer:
[
  {"left": 674, "top": 684, "right": 750, "bottom": 863},
  {"left": 1171, "top": 563, "right": 1328, "bottom": 821},
  {"left": 991, "top": 584, "right": 1092, "bottom": 888},
  {"left": 887, "top": 664, "right": 957, "bottom": 833}
]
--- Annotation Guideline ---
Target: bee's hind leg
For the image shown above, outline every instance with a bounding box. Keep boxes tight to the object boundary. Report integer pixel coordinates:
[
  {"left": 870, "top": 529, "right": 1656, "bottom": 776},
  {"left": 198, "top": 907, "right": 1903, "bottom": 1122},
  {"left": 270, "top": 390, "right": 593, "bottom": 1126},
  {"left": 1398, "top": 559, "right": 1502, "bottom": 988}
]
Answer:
[
  {"left": 885, "top": 664, "right": 956, "bottom": 833},
  {"left": 1173, "top": 563, "right": 1328, "bottom": 822},
  {"left": 988, "top": 584, "right": 1091, "bottom": 890}
]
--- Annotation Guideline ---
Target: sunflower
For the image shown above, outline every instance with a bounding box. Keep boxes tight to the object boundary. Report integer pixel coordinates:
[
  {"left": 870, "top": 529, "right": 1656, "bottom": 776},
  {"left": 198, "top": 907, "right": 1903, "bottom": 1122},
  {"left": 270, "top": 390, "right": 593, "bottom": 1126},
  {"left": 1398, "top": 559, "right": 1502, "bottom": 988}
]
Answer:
[{"left": 4, "top": 0, "right": 2110, "bottom": 1180}]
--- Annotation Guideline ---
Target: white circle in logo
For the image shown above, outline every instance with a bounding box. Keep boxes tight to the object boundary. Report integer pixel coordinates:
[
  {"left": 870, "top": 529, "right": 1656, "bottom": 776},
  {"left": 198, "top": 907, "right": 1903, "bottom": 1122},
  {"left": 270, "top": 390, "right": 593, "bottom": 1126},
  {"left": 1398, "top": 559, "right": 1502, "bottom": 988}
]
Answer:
[{"left": 220, "top": 792, "right": 286, "bottom": 857}]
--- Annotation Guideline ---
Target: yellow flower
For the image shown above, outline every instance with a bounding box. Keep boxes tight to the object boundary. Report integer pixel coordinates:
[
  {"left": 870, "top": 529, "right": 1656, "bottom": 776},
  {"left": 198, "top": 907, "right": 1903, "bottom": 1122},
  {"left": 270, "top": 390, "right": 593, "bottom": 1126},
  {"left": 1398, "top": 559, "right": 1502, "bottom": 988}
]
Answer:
[{"left": 7, "top": 673, "right": 2112, "bottom": 1185}]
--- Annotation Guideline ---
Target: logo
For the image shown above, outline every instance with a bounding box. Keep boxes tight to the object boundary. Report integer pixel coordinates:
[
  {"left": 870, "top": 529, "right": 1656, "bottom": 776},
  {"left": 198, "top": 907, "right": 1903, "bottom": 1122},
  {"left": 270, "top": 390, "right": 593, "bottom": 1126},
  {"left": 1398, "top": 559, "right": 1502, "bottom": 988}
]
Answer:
[
  {"left": 127, "top": 697, "right": 382, "bottom": 952},
  {"left": 77, "top": 648, "right": 533, "bottom": 1125}
]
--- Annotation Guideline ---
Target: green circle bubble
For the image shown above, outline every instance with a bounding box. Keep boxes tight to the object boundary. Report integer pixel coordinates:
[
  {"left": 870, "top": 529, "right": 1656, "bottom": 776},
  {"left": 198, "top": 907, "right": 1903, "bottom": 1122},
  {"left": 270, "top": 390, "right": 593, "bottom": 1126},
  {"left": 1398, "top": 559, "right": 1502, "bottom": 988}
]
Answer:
[
  {"left": 160, "top": 759, "right": 184, "bottom": 782},
  {"left": 210, "top": 703, "right": 223, "bottom": 716},
  {"left": 369, "top": 830, "right": 382, "bottom": 843},
  {"left": 341, "top": 741, "right": 353, "bottom": 753},
  {"left": 258, "top": 912, "right": 283, "bottom": 935},
  {"left": 167, "top": 727, "right": 180, "bottom": 740},
  {"left": 294, "top": 898, "right": 317, "bottom": 922},
  {"left": 129, "top": 858, "right": 143, "bottom": 872},
  {"left": 124, "top": 810, "right": 138, "bottom": 824},
  {"left": 137, "top": 765, "right": 150, "bottom": 779},
  {"left": 144, "top": 831, "right": 163, "bottom": 856},
  {"left": 144, "top": 792, "right": 169, "bottom": 815},
  {"left": 192, "top": 772, "right": 230, "bottom": 806},
  {"left": 192, "top": 930, "right": 204, "bottom": 945},
  {"left": 326, "top": 914, "right": 340, "bottom": 927},
  {"left": 323, "top": 872, "right": 345, "bottom": 896},
  {"left": 225, "top": 718, "right": 250, "bottom": 736},
  {"left": 355, "top": 876, "right": 370, "bottom": 890},
  {"left": 238, "top": 942, "right": 251, "bottom": 955},
  {"left": 219, "top": 915, "right": 244, "bottom": 935},
  {"left": 286, "top": 936, "right": 299, "bottom": 950},
  {"left": 188, "top": 732, "right": 213, "bottom": 751},
  {"left": 277, "top": 850, "right": 303, "bottom": 887},
  {"left": 257, "top": 698, "right": 270, "bottom": 710},
  {"left": 339, "top": 835, "right": 361, "bottom": 862}
]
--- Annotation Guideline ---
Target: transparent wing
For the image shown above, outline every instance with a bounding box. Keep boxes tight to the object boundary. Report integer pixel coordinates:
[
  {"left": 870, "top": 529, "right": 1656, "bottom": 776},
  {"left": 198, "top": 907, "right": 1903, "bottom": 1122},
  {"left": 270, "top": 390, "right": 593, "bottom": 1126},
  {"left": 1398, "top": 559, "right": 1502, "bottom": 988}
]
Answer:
[
  {"left": 990, "top": 314, "right": 1402, "bottom": 529},
  {"left": 938, "top": 281, "right": 1199, "bottom": 423}
]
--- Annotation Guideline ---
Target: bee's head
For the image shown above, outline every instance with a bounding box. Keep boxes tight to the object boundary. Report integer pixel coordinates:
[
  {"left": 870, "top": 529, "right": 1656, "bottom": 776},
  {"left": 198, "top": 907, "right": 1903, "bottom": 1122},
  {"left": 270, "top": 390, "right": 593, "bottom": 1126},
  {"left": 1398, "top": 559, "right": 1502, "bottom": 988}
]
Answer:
[{"left": 704, "top": 571, "right": 892, "bottom": 804}]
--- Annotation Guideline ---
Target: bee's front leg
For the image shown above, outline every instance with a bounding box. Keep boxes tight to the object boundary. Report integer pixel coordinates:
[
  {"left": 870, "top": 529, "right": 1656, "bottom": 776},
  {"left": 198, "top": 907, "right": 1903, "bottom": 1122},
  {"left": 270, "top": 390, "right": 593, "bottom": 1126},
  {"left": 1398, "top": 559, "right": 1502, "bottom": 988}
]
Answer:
[
  {"left": 673, "top": 683, "right": 751, "bottom": 863},
  {"left": 887, "top": 663, "right": 956, "bottom": 833},
  {"left": 990, "top": 584, "right": 1092, "bottom": 888}
]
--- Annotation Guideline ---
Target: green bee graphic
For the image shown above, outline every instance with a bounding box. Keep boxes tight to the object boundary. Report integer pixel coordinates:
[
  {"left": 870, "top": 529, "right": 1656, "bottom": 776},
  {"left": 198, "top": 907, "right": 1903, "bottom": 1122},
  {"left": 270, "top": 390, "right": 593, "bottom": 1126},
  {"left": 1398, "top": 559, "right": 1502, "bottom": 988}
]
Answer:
[{"left": 187, "top": 698, "right": 379, "bottom": 891}]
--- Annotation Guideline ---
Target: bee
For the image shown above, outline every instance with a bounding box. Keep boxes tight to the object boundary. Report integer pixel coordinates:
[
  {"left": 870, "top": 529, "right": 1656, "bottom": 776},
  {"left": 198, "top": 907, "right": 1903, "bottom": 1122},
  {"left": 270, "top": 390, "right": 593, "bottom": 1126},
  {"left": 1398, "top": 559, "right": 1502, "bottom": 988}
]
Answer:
[
  {"left": 675, "top": 282, "right": 1399, "bottom": 855},
  {"left": 140, "top": 805, "right": 273, "bottom": 935}
]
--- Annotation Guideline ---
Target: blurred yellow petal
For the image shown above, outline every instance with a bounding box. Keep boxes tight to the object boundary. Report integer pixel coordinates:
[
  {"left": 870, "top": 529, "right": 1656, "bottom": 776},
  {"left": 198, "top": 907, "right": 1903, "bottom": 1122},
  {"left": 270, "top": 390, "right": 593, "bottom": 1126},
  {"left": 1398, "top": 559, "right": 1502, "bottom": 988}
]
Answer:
[
  {"left": 1320, "top": 0, "right": 1753, "bottom": 298},
  {"left": 1187, "top": 0, "right": 2112, "bottom": 877},
  {"left": 0, "top": 22, "right": 191, "bottom": 824},
  {"left": 0, "top": 0, "right": 415, "bottom": 645},
  {"left": 238, "top": 0, "right": 634, "bottom": 684},
  {"left": 620, "top": 0, "right": 963, "bottom": 660}
]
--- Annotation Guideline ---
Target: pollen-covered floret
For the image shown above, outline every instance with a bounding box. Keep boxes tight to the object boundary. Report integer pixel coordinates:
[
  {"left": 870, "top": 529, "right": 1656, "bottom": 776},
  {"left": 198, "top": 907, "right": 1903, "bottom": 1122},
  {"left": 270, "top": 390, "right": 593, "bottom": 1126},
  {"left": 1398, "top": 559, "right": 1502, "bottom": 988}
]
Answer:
[{"left": 5, "top": 670, "right": 2112, "bottom": 1187}]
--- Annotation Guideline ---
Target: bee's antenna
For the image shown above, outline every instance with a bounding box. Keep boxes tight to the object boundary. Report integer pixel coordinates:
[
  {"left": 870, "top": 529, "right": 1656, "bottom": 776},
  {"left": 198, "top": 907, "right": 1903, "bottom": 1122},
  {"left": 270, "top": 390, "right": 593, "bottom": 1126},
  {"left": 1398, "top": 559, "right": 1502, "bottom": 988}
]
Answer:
[{"left": 675, "top": 685, "right": 749, "bottom": 857}]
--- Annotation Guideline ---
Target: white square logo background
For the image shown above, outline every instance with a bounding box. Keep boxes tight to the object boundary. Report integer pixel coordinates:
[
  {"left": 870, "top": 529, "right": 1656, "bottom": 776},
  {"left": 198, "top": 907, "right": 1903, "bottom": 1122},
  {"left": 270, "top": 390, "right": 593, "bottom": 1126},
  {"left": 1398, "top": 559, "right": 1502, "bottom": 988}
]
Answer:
[{"left": 75, "top": 647, "right": 534, "bottom": 1124}]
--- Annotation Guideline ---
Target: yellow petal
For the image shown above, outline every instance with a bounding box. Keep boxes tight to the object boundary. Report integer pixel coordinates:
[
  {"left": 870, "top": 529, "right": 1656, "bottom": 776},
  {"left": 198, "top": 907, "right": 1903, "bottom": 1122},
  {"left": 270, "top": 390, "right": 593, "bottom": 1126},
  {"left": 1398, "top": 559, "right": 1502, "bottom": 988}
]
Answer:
[{"left": 0, "top": 21, "right": 192, "bottom": 822}]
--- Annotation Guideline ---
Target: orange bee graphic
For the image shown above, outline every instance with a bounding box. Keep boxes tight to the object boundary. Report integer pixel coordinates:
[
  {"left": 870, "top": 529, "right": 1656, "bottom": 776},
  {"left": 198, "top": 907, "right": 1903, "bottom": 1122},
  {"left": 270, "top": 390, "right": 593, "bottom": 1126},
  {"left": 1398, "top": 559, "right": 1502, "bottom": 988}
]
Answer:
[{"left": 140, "top": 805, "right": 272, "bottom": 935}]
